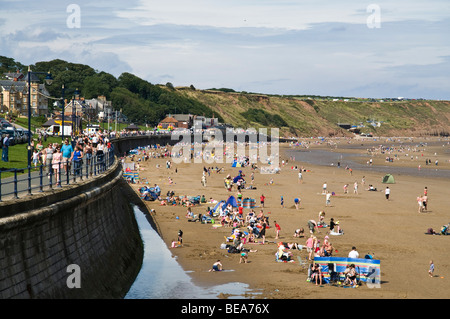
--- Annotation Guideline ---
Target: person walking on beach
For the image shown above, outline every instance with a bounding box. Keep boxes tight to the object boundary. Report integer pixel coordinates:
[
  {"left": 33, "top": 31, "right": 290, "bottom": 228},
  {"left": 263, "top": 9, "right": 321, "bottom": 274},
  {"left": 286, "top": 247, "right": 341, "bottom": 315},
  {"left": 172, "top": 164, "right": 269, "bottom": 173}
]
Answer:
[
  {"left": 260, "top": 194, "right": 265, "bottom": 208},
  {"left": 429, "top": 260, "right": 434, "bottom": 277},
  {"left": 417, "top": 195, "right": 424, "bottom": 213},
  {"left": 325, "top": 191, "right": 331, "bottom": 207},
  {"left": 306, "top": 235, "right": 315, "bottom": 260},
  {"left": 259, "top": 218, "right": 267, "bottom": 244},
  {"left": 322, "top": 182, "right": 327, "bottom": 194},
  {"left": 422, "top": 194, "right": 428, "bottom": 211},
  {"left": 353, "top": 181, "right": 358, "bottom": 194},
  {"left": 385, "top": 187, "right": 390, "bottom": 201},
  {"left": 201, "top": 174, "right": 207, "bottom": 187},
  {"left": 274, "top": 221, "right": 281, "bottom": 239},
  {"left": 280, "top": 196, "right": 284, "bottom": 208},
  {"left": 298, "top": 170, "right": 303, "bottom": 184},
  {"left": 343, "top": 184, "right": 348, "bottom": 194}
]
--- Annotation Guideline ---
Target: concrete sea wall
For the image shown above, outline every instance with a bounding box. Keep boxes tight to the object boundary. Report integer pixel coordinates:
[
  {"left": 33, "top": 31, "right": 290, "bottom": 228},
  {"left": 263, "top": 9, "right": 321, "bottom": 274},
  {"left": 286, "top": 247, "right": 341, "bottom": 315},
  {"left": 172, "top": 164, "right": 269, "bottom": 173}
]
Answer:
[{"left": 0, "top": 159, "right": 143, "bottom": 299}]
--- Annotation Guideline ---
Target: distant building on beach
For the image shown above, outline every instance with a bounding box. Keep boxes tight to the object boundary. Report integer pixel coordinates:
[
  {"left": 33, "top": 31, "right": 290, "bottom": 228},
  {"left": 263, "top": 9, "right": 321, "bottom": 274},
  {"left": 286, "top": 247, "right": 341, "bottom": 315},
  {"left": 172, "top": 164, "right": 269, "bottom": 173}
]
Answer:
[{"left": 159, "top": 113, "right": 219, "bottom": 129}]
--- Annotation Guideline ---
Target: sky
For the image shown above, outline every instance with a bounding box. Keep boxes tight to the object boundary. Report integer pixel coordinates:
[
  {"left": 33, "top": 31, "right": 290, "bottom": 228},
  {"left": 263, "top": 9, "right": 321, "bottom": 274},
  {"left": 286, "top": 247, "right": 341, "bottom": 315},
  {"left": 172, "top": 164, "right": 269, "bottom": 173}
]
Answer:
[{"left": 1, "top": 0, "right": 449, "bottom": 99}]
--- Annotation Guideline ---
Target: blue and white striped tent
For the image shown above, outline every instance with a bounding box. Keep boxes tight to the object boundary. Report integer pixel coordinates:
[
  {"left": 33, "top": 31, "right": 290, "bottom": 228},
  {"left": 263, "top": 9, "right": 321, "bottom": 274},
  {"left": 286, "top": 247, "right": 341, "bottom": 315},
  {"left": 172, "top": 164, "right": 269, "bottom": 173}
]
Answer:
[{"left": 314, "top": 257, "right": 381, "bottom": 285}]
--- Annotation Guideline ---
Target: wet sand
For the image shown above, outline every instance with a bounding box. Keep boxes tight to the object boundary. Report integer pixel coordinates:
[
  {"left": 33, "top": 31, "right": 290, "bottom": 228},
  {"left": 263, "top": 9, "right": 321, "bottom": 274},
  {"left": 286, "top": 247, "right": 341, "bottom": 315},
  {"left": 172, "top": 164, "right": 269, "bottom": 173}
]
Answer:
[{"left": 129, "top": 137, "right": 450, "bottom": 299}]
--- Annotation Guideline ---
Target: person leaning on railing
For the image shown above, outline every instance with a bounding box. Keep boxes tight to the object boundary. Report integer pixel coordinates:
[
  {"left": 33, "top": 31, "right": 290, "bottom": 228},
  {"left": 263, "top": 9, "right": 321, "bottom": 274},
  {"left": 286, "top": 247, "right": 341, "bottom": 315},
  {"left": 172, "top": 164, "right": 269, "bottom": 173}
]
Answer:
[{"left": 69, "top": 145, "right": 84, "bottom": 176}]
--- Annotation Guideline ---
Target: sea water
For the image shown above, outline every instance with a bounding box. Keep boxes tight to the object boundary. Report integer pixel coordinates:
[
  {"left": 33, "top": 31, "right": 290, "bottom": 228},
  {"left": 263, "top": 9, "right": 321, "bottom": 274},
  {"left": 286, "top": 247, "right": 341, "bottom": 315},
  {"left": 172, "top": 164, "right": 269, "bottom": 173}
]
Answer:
[{"left": 124, "top": 205, "right": 261, "bottom": 299}]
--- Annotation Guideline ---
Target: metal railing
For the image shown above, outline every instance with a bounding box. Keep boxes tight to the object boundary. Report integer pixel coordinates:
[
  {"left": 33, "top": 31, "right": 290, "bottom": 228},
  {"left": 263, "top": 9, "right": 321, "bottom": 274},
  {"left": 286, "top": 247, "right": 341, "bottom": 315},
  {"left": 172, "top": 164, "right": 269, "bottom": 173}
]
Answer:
[{"left": 0, "top": 150, "right": 116, "bottom": 202}]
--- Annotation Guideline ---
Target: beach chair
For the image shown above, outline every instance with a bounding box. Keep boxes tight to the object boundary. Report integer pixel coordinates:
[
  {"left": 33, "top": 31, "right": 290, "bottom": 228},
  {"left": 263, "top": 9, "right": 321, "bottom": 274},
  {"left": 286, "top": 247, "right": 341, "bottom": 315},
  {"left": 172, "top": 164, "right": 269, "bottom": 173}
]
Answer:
[{"left": 297, "top": 256, "right": 308, "bottom": 269}]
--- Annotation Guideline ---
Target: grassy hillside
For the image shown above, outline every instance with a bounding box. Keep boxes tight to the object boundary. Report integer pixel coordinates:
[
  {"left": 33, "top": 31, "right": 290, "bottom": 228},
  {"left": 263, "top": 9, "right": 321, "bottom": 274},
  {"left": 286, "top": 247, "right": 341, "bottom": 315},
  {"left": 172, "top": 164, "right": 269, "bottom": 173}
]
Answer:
[{"left": 176, "top": 88, "right": 450, "bottom": 137}]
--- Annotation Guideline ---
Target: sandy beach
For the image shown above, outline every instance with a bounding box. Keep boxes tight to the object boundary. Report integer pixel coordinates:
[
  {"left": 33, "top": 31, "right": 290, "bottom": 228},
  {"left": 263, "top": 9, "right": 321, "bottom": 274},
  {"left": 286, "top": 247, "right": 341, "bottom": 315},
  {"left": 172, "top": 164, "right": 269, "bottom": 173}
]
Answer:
[{"left": 128, "top": 137, "right": 450, "bottom": 299}]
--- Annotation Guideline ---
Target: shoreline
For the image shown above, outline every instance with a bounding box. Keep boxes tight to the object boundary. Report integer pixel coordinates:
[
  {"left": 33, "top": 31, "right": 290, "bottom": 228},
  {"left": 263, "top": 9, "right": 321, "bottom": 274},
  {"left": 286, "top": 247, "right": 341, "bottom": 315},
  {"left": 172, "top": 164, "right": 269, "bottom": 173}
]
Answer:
[{"left": 129, "top": 137, "right": 450, "bottom": 299}]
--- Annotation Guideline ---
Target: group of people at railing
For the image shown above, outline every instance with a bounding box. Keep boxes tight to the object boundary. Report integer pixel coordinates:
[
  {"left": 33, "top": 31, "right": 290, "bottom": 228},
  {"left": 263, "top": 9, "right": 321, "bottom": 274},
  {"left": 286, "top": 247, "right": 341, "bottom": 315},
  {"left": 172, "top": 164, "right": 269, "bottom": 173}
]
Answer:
[{"left": 29, "top": 133, "right": 114, "bottom": 185}]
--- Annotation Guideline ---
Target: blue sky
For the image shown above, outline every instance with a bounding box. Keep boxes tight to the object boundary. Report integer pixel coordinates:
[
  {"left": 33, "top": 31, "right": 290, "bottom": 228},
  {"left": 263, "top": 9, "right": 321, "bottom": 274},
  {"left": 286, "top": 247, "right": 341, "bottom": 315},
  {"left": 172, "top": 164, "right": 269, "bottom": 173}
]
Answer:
[{"left": 1, "top": 0, "right": 449, "bottom": 99}]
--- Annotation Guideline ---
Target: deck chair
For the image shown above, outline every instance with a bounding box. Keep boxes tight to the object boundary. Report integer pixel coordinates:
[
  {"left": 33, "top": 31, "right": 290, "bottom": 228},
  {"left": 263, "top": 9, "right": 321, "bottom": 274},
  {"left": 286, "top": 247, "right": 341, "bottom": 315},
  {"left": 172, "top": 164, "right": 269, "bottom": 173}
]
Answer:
[{"left": 297, "top": 256, "right": 308, "bottom": 268}]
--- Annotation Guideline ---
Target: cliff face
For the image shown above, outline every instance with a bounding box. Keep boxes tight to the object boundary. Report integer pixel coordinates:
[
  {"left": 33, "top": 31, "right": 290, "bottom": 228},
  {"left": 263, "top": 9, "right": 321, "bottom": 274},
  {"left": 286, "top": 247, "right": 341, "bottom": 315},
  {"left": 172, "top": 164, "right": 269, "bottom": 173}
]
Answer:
[{"left": 176, "top": 89, "right": 450, "bottom": 137}]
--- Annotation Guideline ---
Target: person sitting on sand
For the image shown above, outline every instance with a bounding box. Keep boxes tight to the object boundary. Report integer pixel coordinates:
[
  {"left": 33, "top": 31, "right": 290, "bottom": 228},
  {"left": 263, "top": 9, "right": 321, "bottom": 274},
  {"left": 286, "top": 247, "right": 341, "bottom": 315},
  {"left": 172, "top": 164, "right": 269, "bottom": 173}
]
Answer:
[
  {"left": 318, "top": 211, "right": 326, "bottom": 226},
  {"left": 344, "top": 264, "right": 358, "bottom": 286},
  {"left": 276, "top": 243, "right": 293, "bottom": 261},
  {"left": 185, "top": 207, "right": 194, "bottom": 219},
  {"left": 293, "top": 228, "right": 305, "bottom": 238},
  {"left": 311, "top": 263, "right": 323, "bottom": 286},
  {"left": 441, "top": 224, "right": 449, "bottom": 235},
  {"left": 329, "top": 218, "right": 343, "bottom": 234},
  {"left": 320, "top": 239, "right": 334, "bottom": 257},
  {"left": 209, "top": 260, "right": 223, "bottom": 272}
]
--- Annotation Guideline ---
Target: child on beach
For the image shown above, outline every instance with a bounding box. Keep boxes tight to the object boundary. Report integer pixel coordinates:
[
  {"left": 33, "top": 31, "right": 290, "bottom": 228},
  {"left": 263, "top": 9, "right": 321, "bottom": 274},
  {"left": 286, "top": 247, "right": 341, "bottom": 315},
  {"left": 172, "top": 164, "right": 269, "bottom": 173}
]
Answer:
[
  {"left": 322, "top": 182, "right": 327, "bottom": 194},
  {"left": 293, "top": 228, "right": 304, "bottom": 238},
  {"left": 294, "top": 197, "right": 301, "bottom": 210},
  {"left": 325, "top": 191, "right": 331, "bottom": 207},
  {"left": 240, "top": 252, "right": 248, "bottom": 263},
  {"left": 343, "top": 184, "right": 348, "bottom": 194},
  {"left": 209, "top": 260, "right": 223, "bottom": 272},
  {"left": 429, "top": 260, "right": 434, "bottom": 277},
  {"left": 281, "top": 196, "right": 284, "bottom": 208},
  {"left": 274, "top": 221, "right": 281, "bottom": 239}
]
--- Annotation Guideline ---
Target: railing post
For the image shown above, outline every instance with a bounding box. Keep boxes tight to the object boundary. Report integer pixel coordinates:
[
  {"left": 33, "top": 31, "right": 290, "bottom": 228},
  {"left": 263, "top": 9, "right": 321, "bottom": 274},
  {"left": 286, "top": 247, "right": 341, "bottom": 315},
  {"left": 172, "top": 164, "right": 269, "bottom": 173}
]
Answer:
[
  {"left": 72, "top": 160, "right": 76, "bottom": 183},
  {"left": 58, "top": 161, "right": 62, "bottom": 187},
  {"left": 39, "top": 164, "right": 43, "bottom": 192},
  {"left": 66, "top": 161, "right": 70, "bottom": 185},
  {"left": 49, "top": 162, "right": 53, "bottom": 189},
  {"left": 14, "top": 169, "right": 19, "bottom": 199},
  {"left": 94, "top": 155, "right": 97, "bottom": 176},
  {"left": 27, "top": 164, "right": 32, "bottom": 196},
  {"left": 80, "top": 160, "right": 83, "bottom": 181},
  {"left": 85, "top": 159, "right": 89, "bottom": 179}
]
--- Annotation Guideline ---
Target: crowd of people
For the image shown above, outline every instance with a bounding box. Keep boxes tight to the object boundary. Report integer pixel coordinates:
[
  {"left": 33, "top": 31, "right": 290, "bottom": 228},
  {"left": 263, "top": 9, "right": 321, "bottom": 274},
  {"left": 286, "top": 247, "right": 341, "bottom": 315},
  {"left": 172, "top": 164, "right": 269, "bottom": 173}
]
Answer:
[{"left": 28, "top": 130, "right": 114, "bottom": 183}]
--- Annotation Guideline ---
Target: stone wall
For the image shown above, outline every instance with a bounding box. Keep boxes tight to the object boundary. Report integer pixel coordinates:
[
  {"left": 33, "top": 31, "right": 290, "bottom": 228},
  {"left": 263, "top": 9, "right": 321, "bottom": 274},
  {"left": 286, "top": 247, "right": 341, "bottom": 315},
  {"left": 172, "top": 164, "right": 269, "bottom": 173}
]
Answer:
[{"left": 0, "top": 160, "right": 143, "bottom": 299}]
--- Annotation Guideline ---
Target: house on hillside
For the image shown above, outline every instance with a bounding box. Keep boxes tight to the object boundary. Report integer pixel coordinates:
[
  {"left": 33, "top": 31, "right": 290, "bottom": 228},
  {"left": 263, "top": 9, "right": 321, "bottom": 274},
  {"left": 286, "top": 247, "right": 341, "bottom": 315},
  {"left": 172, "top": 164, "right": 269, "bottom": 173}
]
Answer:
[
  {"left": 85, "top": 95, "right": 113, "bottom": 121},
  {"left": 0, "top": 72, "right": 50, "bottom": 116}
]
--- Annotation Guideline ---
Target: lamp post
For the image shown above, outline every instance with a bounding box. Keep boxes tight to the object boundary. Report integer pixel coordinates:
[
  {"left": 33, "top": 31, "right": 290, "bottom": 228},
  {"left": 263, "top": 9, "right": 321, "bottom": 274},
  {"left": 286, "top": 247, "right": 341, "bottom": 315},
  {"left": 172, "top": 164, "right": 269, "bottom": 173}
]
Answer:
[
  {"left": 61, "top": 85, "right": 79, "bottom": 141},
  {"left": 27, "top": 66, "right": 52, "bottom": 168}
]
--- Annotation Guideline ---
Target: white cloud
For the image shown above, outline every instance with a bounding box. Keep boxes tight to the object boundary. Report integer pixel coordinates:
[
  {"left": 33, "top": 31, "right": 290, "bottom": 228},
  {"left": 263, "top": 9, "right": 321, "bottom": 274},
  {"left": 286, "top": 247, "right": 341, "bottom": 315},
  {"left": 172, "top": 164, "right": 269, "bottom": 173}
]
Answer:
[{"left": 1, "top": 1, "right": 449, "bottom": 99}]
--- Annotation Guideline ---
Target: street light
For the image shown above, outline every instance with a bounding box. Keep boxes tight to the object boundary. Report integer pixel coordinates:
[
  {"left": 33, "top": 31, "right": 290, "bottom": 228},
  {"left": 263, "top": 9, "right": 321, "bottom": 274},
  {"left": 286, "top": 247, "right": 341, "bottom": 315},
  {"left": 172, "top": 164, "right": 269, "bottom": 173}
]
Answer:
[
  {"left": 61, "top": 85, "right": 79, "bottom": 141},
  {"left": 27, "top": 66, "right": 52, "bottom": 167},
  {"left": 27, "top": 66, "right": 52, "bottom": 195}
]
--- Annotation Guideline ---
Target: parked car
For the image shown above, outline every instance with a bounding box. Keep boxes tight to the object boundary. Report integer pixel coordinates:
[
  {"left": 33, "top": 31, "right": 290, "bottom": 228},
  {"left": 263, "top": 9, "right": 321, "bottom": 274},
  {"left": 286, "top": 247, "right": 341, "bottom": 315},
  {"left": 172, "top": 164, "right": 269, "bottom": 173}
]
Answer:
[
  {"left": 1, "top": 128, "right": 18, "bottom": 146},
  {"left": 15, "top": 128, "right": 27, "bottom": 144}
]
